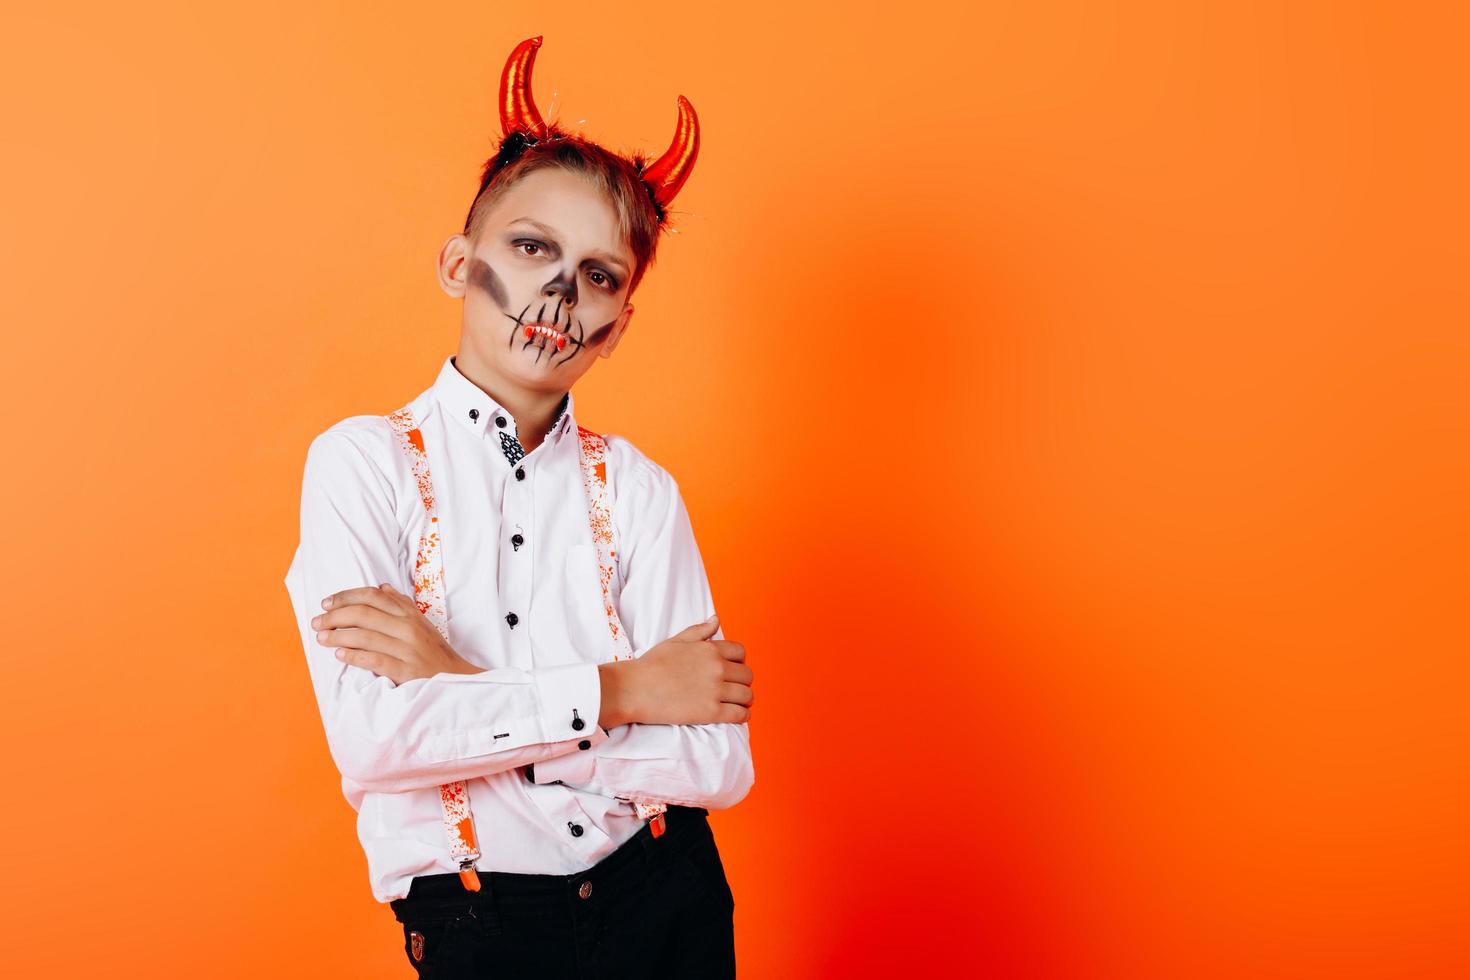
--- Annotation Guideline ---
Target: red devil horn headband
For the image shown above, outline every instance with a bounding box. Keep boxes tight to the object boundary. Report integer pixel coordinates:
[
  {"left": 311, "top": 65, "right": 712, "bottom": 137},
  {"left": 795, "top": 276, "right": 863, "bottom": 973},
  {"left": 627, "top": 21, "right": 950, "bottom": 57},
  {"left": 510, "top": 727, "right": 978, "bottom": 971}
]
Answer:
[
  {"left": 496, "top": 35, "right": 700, "bottom": 213},
  {"left": 498, "top": 36, "right": 549, "bottom": 141}
]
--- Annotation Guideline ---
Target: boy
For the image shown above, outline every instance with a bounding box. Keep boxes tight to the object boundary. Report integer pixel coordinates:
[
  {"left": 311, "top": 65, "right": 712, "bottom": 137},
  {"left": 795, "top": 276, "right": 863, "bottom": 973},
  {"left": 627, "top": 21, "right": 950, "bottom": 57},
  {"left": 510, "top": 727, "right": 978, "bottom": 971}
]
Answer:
[{"left": 283, "top": 36, "right": 754, "bottom": 978}]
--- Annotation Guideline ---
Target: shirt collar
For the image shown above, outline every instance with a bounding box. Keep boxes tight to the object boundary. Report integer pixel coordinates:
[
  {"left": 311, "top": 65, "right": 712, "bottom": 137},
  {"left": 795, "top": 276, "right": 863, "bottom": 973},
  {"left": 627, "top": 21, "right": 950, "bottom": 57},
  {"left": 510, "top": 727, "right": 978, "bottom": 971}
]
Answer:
[{"left": 433, "top": 354, "right": 577, "bottom": 445}]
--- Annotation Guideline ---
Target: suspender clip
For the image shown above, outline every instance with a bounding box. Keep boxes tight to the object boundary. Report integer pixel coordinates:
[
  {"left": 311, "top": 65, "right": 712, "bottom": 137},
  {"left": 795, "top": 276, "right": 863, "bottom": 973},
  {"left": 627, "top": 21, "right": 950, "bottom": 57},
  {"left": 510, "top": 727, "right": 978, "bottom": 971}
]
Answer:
[
  {"left": 650, "top": 812, "right": 666, "bottom": 838},
  {"left": 458, "top": 857, "right": 482, "bottom": 892}
]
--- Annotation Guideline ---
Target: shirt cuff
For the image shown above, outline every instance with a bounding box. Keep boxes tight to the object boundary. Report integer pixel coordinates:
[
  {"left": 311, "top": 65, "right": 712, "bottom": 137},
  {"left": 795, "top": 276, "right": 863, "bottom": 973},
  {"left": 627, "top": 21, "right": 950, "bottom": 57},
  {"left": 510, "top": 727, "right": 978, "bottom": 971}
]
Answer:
[
  {"left": 533, "top": 662, "right": 603, "bottom": 743},
  {"left": 530, "top": 725, "right": 607, "bottom": 785}
]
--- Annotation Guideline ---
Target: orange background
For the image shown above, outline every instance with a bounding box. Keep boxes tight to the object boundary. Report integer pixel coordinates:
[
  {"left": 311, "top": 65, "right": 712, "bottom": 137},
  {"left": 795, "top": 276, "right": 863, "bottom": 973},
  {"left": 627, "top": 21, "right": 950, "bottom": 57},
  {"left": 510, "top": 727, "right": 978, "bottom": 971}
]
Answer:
[{"left": 3, "top": 2, "right": 1467, "bottom": 977}]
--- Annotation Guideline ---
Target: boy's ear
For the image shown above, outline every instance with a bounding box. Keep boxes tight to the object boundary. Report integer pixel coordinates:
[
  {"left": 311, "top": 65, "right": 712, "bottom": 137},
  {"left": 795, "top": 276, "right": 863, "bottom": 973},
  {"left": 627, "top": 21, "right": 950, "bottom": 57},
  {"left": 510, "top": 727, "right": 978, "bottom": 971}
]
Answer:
[
  {"left": 599, "top": 304, "right": 635, "bottom": 358},
  {"left": 437, "top": 234, "right": 470, "bottom": 298}
]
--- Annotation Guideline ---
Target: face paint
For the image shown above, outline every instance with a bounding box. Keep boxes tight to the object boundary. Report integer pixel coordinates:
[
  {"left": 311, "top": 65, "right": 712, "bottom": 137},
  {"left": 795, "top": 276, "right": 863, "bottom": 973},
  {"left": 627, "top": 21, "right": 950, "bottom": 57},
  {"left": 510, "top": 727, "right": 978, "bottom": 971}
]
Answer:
[
  {"left": 525, "top": 322, "right": 568, "bottom": 351},
  {"left": 543, "top": 267, "right": 578, "bottom": 309},
  {"left": 502, "top": 301, "right": 621, "bottom": 368},
  {"left": 467, "top": 254, "right": 621, "bottom": 369},
  {"left": 466, "top": 256, "right": 511, "bottom": 310}
]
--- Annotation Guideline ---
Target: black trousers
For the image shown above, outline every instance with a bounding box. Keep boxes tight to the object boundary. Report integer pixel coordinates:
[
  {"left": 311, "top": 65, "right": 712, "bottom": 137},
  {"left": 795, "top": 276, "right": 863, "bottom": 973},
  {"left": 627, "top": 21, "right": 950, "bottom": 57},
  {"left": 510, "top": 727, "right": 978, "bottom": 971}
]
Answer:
[{"left": 388, "top": 805, "right": 735, "bottom": 978}]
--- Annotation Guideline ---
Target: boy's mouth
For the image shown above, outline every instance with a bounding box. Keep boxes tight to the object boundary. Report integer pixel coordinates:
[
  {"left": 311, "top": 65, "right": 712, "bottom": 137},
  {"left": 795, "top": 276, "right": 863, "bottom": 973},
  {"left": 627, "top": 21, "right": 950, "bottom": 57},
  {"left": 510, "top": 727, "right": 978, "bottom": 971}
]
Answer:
[
  {"left": 523, "top": 321, "right": 568, "bottom": 350},
  {"left": 503, "top": 302, "right": 586, "bottom": 366}
]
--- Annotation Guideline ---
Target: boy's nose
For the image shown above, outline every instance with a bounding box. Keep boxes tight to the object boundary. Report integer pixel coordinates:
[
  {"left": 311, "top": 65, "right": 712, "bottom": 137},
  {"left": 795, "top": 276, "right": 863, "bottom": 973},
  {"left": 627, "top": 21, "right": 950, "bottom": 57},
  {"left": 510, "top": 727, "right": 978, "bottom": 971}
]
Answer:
[{"left": 543, "top": 274, "right": 577, "bottom": 308}]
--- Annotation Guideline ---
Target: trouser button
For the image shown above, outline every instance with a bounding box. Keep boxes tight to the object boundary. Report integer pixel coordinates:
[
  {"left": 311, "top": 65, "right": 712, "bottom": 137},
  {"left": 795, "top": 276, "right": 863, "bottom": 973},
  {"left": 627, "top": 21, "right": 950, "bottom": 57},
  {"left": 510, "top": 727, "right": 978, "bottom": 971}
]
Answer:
[{"left": 578, "top": 880, "right": 593, "bottom": 899}]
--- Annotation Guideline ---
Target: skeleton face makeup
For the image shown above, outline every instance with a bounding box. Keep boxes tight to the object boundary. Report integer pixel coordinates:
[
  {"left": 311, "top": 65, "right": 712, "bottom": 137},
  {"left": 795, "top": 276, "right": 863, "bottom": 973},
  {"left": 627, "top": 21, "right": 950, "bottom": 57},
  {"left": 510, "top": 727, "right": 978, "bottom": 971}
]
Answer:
[{"left": 456, "top": 167, "right": 636, "bottom": 386}]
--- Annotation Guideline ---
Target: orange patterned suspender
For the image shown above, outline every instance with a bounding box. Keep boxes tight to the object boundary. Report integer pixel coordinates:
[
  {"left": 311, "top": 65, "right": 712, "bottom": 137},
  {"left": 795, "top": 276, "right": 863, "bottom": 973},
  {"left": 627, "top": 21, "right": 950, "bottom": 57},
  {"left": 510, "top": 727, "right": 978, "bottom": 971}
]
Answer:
[
  {"left": 575, "top": 425, "right": 670, "bottom": 836},
  {"left": 384, "top": 405, "right": 481, "bottom": 890},
  {"left": 385, "top": 405, "right": 668, "bottom": 894}
]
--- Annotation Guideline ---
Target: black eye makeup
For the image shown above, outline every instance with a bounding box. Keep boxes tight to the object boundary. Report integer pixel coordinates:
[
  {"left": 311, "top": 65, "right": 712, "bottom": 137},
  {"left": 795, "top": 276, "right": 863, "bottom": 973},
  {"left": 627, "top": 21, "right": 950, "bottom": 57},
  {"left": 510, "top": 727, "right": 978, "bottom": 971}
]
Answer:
[
  {"left": 508, "top": 237, "right": 620, "bottom": 292},
  {"left": 512, "top": 238, "right": 548, "bottom": 256}
]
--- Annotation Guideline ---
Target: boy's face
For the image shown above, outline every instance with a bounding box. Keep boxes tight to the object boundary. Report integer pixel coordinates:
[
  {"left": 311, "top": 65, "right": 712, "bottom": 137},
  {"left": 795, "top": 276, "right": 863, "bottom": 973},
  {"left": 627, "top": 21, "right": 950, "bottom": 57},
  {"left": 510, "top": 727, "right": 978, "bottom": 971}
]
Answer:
[{"left": 439, "top": 166, "right": 638, "bottom": 394}]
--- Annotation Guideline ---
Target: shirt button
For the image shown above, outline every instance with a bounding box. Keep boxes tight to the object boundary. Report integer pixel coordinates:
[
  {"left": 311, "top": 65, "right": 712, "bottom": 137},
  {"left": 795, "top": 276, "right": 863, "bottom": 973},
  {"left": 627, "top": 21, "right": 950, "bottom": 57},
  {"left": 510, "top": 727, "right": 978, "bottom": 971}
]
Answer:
[
  {"left": 571, "top": 711, "right": 585, "bottom": 731},
  {"left": 568, "top": 823, "right": 584, "bottom": 837},
  {"left": 578, "top": 739, "right": 591, "bottom": 750},
  {"left": 578, "top": 880, "right": 593, "bottom": 899},
  {"left": 505, "top": 612, "right": 519, "bottom": 628},
  {"left": 495, "top": 416, "right": 507, "bottom": 428},
  {"left": 511, "top": 533, "right": 524, "bottom": 548},
  {"left": 468, "top": 408, "right": 479, "bottom": 421},
  {"left": 515, "top": 467, "right": 525, "bottom": 480}
]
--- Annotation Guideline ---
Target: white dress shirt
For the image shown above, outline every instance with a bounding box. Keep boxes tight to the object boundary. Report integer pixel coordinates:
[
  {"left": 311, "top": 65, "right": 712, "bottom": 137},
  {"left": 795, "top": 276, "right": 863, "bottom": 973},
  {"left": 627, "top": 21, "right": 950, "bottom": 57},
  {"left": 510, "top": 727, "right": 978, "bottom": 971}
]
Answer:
[{"left": 283, "top": 354, "right": 754, "bottom": 903}]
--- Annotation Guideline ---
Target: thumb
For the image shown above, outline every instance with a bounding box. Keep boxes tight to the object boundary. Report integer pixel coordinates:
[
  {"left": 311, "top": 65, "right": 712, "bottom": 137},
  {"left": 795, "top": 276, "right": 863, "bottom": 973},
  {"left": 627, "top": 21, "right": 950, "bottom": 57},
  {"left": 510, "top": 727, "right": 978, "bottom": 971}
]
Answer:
[{"left": 680, "top": 614, "right": 720, "bottom": 638}]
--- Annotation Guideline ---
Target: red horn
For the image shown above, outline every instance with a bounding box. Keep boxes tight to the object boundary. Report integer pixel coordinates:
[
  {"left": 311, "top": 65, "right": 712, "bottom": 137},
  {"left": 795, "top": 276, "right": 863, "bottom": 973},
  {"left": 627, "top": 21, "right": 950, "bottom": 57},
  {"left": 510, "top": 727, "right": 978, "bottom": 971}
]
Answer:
[
  {"left": 641, "top": 95, "right": 700, "bottom": 209},
  {"left": 499, "top": 36, "right": 548, "bottom": 139}
]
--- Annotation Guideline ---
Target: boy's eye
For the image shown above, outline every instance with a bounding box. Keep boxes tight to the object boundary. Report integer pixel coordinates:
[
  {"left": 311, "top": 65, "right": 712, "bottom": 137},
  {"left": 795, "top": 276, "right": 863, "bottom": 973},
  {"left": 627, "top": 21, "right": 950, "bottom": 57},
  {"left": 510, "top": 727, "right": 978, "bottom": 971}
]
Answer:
[{"left": 513, "top": 239, "right": 618, "bottom": 290}]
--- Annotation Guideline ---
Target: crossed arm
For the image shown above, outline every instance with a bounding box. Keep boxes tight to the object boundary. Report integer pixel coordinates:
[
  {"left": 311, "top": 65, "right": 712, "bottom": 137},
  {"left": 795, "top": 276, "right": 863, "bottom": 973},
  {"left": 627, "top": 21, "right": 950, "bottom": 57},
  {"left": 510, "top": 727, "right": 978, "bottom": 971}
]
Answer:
[
  {"left": 284, "top": 425, "right": 753, "bottom": 808},
  {"left": 527, "top": 452, "right": 753, "bottom": 809}
]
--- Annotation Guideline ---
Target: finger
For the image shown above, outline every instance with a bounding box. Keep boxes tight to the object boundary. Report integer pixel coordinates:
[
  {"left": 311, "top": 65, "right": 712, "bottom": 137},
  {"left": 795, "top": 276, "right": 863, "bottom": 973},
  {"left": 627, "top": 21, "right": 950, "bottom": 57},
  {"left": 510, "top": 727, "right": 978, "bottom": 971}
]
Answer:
[
  {"left": 711, "top": 639, "right": 745, "bottom": 662},
  {"left": 321, "top": 586, "right": 408, "bottom": 617},
  {"left": 722, "top": 662, "right": 754, "bottom": 686},
  {"left": 377, "top": 582, "right": 412, "bottom": 607},
  {"left": 313, "top": 604, "right": 416, "bottom": 642},
  {"left": 334, "top": 646, "right": 404, "bottom": 683},
  {"left": 368, "top": 583, "right": 420, "bottom": 618},
  {"left": 713, "top": 701, "right": 750, "bottom": 724},
  {"left": 720, "top": 681, "right": 754, "bottom": 707},
  {"left": 675, "top": 616, "right": 720, "bottom": 640},
  {"left": 316, "top": 626, "right": 413, "bottom": 660}
]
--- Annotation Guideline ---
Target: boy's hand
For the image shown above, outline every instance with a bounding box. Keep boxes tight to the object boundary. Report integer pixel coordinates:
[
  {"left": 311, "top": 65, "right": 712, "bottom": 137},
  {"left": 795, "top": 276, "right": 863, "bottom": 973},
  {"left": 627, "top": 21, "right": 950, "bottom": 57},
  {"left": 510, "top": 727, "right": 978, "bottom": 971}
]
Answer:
[
  {"left": 604, "top": 615, "right": 753, "bottom": 727},
  {"left": 311, "top": 583, "right": 482, "bottom": 685}
]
